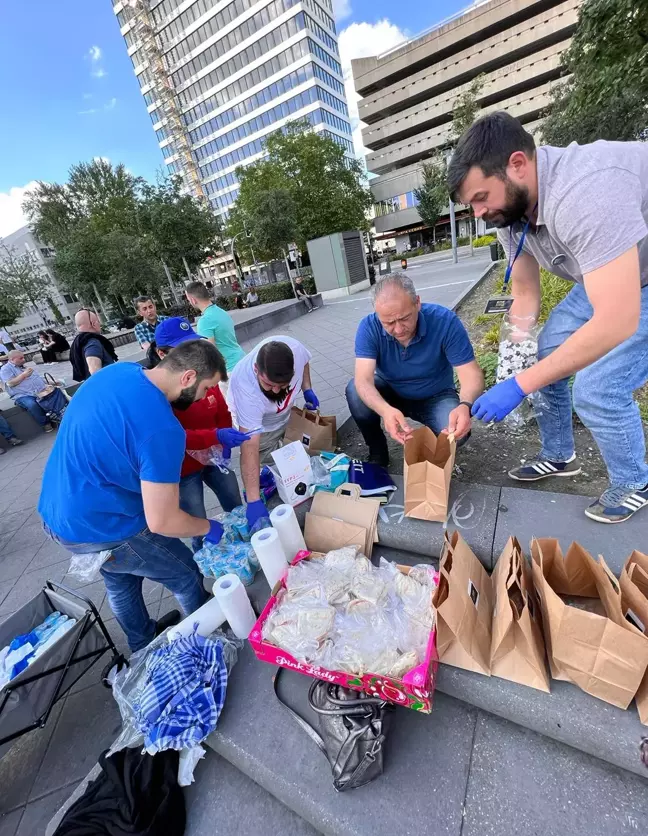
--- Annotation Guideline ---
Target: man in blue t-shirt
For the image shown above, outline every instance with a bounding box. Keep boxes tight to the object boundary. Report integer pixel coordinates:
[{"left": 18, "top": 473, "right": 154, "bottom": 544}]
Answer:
[
  {"left": 346, "top": 274, "right": 484, "bottom": 466},
  {"left": 38, "top": 340, "right": 245, "bottom": 655}
]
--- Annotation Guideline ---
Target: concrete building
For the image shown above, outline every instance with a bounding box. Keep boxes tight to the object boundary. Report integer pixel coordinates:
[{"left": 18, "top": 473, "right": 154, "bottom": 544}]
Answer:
[
  {"left": 112, "top": 0, "right": 353, "bottom": 220},
  {"left": 0, "top": 226, "right": 79, "bottom": 346},
  {"left": 352, "top": 0, "right": 583, "bottom": 251}
]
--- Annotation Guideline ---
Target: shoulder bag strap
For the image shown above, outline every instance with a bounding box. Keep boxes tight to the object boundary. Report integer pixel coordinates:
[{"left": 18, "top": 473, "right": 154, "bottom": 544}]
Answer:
[{"left": 273, "top": 668, "right": 327, "bottom": 756}]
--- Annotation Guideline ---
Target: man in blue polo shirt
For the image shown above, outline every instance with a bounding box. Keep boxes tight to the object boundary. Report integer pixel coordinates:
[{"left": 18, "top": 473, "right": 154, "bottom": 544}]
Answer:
[{"left": 346, "top": 274, "right": 483, "bottom": 466}]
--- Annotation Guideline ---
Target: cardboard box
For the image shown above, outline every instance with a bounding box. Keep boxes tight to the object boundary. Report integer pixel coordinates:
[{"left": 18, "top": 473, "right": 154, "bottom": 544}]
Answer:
[
  {"left": 270, "top": 441, "right": 313, "bottom": 507},
  {"left": 249, "top": 551, "right": 439, "bottom": 712}
]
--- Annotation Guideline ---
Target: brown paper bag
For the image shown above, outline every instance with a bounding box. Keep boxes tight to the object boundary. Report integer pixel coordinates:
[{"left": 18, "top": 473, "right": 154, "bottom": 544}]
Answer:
[
  {"left": 490, "top": 538, "right": 550, "bottom": 692},
  {"left": 404, "top": 427, "right": 455, "bottom": 522},
  {"left": 620, "top": 551, "right": 648, "bottom": 724},
  {"left": 284, "top": 407, "right": 337, "bottom": 454},
  {"left": 309, "top": 484, "right": 380, "bottom": 557},
  {"left": 432, "top": 531, "right": 493, "bottom": 675},
  {"left": 304, "top": 513, "right": 367, "bottom": 554},
  {"left": 531, "top": 538, "right": 648, "bottom": 709}
]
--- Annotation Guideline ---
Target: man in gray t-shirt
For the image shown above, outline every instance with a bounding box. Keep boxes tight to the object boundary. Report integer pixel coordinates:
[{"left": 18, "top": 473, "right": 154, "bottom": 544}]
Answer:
[{"left": 448, "top": 111, "right": 648, "bottom": 524}]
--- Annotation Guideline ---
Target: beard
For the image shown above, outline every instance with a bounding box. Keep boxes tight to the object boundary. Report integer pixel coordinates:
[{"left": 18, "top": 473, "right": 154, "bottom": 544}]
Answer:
[
  {"left": 258, "top": 380, "right": 290, "bottom": 403},
  {"left": 484, "top": 179, "right": 530, "bottom": 228},
  {"left": 172, "top": 381, "right": 200, "bottom": 411}
]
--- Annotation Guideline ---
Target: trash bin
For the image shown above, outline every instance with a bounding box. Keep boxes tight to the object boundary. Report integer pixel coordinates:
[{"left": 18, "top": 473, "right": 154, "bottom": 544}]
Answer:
[
  {"left": 401, "top": 258, "right": 408, "bottom": 270},
  {"left": 490, "top": 241, "right": 501, "bottom": 261}
]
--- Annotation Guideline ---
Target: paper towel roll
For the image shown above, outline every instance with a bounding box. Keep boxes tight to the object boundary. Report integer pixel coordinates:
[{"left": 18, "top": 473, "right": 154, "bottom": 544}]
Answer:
[
  {"left": 213, "top": 574, "right": 257, "bottom": 639},
  {"left": 270, "top": 503, "right": 306, "bottom": 561},
  {"left": 251, "top": 527, "right": 289, "bottom": 590},
  {"left": 167, "top": 596, "right": 226, "bottom": 641}
]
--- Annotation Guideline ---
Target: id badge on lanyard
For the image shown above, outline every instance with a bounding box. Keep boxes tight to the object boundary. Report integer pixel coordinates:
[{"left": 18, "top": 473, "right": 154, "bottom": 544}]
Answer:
[{"left": 484, "top": 209, "right": 535, "bottom": 315}]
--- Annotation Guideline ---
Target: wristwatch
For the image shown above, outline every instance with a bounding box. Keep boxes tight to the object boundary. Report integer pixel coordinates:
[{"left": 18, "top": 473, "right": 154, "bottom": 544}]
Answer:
[{"left": 458, "top": 400, "right": 473, "bottom": 410}]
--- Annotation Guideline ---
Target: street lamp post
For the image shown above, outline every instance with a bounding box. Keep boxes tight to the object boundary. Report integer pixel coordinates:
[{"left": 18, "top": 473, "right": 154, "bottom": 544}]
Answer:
[{"left": 446, "top": 150, "right": 458, "bottom": 265}]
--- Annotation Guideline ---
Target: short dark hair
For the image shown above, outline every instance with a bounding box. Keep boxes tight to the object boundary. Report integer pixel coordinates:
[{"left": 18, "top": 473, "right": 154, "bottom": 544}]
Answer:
[
  {"left": 134, "top": 295, "right": 154, "bottom": 309},
  {"left": 185, "top": 281, "right": 211, "bottom": 301},
  {"left": 447, "top": 112, "right": 536, "bottom": 202},
  {"left": 157, "top": 339, "right": 227, "bottom": 381},
  {"left": 256, "top": 341, "right": 294, "bottom": 384}
]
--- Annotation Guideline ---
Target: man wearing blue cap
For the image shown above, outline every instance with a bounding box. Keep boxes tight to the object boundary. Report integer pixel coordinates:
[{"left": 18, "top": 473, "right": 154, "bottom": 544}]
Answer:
[{"left": 39, "top": 338, "right": 230, "bottom": 653}]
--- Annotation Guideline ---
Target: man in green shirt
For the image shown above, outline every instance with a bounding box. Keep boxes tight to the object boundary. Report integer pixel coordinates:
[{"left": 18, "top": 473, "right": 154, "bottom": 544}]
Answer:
[{"left": 185, "top": 281, "right": 245, "bottom": 374}]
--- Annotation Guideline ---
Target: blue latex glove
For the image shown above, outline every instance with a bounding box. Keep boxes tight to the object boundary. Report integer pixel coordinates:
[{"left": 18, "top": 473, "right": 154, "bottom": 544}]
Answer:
[
  {"left": 204, "top": 519, "right": 224, "bottom": 545},
  {"left": 471, "top": 378, "right": 526, "bottom": 423},
  {"left": 246, "top": 499, "right": 269, "bottom": 530},
  {"left": 303, "top": 388, "right": 319, "bottom": 410},
  {"left": 216, "top": 427, "right": 251, "bottom": 458}
]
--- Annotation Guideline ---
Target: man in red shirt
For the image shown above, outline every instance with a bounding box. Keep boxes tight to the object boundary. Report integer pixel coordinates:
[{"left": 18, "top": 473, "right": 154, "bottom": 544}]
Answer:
[{"left": 153, "top": 319, "right": 249, "bottom": 551}]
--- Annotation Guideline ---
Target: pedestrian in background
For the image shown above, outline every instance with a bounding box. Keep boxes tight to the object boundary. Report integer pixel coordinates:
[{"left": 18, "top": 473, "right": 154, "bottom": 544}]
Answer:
[
  {"left": 0, "top": 350, "right": 68, "bottom": 432},
  {"left": 133, "top": 296, "right": 168, "bottom": 351},
  {"left": 0, "top": 412, "right": 23, "bottom": 454},
  {"left": 185, "top": 280, "right": 245, "bottom": 383},
  {"left": 69, "top": 310, "right": 118, "bottom": 381},
  {"left": 294, "top": 276, "right": 315, "bottom": 312}
]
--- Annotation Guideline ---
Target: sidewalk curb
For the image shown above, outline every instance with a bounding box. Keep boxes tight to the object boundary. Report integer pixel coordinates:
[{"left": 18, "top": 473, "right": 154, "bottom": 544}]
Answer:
[{"left": 448, "top": 259, "right": 501, "bottom": 312}]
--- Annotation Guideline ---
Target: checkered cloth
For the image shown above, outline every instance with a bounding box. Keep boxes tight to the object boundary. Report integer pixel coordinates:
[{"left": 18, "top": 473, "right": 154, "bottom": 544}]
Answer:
[
  {"left": 134, "top": 631, "right": 228, "bottom": 753},
  {"left": 134, "top": 315, "right": 168, "bottom": 347}
]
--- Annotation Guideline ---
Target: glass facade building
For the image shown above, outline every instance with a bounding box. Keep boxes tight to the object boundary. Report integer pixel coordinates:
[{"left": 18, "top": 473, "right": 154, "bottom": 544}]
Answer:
[{"left": 113, "top": 0, "right": 352, "bottom": 219}]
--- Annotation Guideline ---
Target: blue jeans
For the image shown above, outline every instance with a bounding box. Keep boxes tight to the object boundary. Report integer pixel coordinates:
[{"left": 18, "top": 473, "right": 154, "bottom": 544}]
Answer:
[
  {"left": 0, "top": 415, "right": 16, "bottom": 441},
  {"left": 179, "top": 466, "right": 242, "bottom": 552},
  {"left": 537, "top": 282, "right": 648, "bottom": 491},
  {"left": 46, "top": 525, "right": 208, "bottom": 652},
  {"left": 345, "top": 376, "right": 462, "bottom": 459},
  {"left": 15, "top": 389, "right": 67, "bottom": 427}
]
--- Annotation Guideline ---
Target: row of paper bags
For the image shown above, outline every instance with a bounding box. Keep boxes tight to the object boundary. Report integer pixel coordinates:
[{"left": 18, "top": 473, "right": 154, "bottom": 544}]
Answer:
[{"left": 433, "top": 531, "right": 648, "bottom": 720}]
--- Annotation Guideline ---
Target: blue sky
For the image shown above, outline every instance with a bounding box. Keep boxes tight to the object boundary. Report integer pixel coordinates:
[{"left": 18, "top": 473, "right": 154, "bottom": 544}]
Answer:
[{"left": 0, "top": 0, "right": 473, "bottom": 234}]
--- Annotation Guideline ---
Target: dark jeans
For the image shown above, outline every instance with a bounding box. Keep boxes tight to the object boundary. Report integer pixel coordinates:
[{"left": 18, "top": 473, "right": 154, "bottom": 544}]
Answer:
[
  {"left": 179, "top": 465, "right": 242, "bottom": 552},
  {"left": 345, "top": 376, "right": 463, "bottom": 459},
  {"left": 14, "top": 388, "right": 67, "bottom": 426},
  {"left": 45, "top": 525, "right": 208, "bottom": 652},
  {"left": 0, "top": 414, "right": 16, "bottom": 441}
]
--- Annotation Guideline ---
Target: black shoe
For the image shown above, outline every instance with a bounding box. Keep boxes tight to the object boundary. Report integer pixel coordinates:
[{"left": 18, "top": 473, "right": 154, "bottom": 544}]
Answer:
[
  {"left": 367, "top": 449, "right": 389, "bottom": 468},
  {"left": 101, "top": 653, "right": 129, "bottom": 689},
  {"left": 8, "top": 438, "right": 23, "bottom": 447},
  {"left": 155, "top": 609, "right": 181, "bottom": 636}
]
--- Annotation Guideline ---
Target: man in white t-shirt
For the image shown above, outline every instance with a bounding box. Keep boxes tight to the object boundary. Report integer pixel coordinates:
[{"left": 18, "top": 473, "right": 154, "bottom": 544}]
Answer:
[{"left": 227, "top": 336, "right": 318, "bottom": 529}]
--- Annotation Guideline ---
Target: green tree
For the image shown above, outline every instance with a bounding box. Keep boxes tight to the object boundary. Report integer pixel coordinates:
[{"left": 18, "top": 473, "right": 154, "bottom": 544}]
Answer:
[
  {"left": 233, "top": 121, "right": 372, "bottom": 250},
  {"left": 0, "top": 243, "right": 52, "bottom": 313},
  {"left": 450, "top": 76, "right": 485, "bottom": 142},
  {"left": 227, "top": 187, "right": 299, "bottom": 262},
  {"left": 413, "top": 156, "right": 447, "bottom": 241},
  {"left": 542, "top": 0, "right": 648, "bottom": 145},
  {"left": 138, "top": 176, "right": 222, "bottom": 276},
  {"left": 0, "top": 296, "right": 23, "bottom": 329}
]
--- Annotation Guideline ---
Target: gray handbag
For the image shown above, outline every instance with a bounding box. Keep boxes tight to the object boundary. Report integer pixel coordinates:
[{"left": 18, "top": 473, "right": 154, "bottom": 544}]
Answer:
[{"left": 274, "top": 668, "right": 392, "bottom": 792}]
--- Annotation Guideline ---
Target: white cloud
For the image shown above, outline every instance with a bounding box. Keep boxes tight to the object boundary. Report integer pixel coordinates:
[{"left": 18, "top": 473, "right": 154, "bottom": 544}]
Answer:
[
  {"left": 0, "top": 182, "right": 39, "bottom": 238},
  {"left": 105, "top": 97, "right": 118, "bottom": 110},
  {"left": 83, "top": 92, "right": 93, "bottom": 100},
  {"left": 338, "top": 20, "right": 408, "bottom": 160},
  {"left": 87, "top": 44, "right": 106, "bottom": 78},
  {"left": 79, "top": 107, "right": 98, "bottom": 115},
  {"left": 332, "top": 0, "right": 352, "bottom": 22}
]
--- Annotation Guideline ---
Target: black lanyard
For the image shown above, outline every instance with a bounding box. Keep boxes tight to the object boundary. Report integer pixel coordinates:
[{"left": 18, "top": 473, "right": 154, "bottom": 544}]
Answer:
[{"left": 503, "top": 204, "right": 537, "bottom": 291}]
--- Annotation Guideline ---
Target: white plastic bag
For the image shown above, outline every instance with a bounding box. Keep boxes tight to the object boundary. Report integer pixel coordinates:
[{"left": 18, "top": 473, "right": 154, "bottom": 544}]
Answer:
[
  {"left": 187, "top": 444, "right": 230, "bottom": 473},
  {"left": 496, "top": 314, "right": 548, "bottom": 428},
  {"left": 67, "top": 550, "right": 112, "bottom": 583}
]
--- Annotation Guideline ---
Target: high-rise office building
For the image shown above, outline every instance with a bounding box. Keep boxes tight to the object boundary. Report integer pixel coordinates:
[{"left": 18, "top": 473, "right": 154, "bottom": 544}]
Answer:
[
  {"left": 112, "top": 0, "right": 353, "bottom": 221},
  {"left": 352, "top": 0, "right": 583, "bottom": 250}
]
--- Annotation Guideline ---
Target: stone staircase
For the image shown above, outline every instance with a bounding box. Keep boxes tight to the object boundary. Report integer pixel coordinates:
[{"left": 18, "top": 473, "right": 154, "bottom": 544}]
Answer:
[{"left": 49, "top": 483, "right": 648, "bottom": 836}]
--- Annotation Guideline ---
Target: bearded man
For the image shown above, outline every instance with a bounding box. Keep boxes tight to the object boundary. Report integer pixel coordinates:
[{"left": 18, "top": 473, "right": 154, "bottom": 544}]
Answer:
[
  {"left": 448, "top": 111, "right": 648, "bottom": 524},
  {"left": 226, "top": 337, "right": 318, "bottom": 529}
]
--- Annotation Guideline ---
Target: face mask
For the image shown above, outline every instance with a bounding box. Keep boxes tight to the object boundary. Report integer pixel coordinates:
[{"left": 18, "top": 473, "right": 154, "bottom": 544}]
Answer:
[{"left": 258, "top": 379, "right": 289, "bottom": 402}]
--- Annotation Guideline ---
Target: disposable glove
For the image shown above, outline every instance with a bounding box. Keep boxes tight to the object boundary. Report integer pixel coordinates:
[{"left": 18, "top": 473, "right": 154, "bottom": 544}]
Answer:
[
  {"left": 303, "top": 389, "right": 319, "bottom": 410},
  {"left": 216, "top": 427, "right": 251, "bottom": 458},
  {"left": 471, "top": 378, "right": 525, "bottom": 423},
  {"left": 246, "top": 499, "right": 269, "bottom": 530},
  {"left": 204, "top": 519, "right": 224, "bottom": 545}
]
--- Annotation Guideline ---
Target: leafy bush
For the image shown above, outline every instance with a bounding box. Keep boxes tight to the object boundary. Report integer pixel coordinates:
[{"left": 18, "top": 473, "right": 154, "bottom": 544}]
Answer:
[
  {"left": 215, "top": 295, "right": 235, "bottom": 310},
  {"left": 214, "top": 276, "right": 317, "bottom": 310},
  {"left": 457, "top": 236, "right": 470, "bottom": 246},
  {"left": 473, "top": 234, "right": 496, "bottom": 248},
  {"left": 476, "top": 351, "right": 499, "bottom": 388}
]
